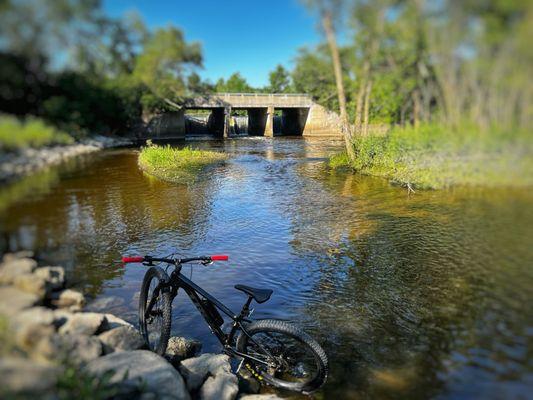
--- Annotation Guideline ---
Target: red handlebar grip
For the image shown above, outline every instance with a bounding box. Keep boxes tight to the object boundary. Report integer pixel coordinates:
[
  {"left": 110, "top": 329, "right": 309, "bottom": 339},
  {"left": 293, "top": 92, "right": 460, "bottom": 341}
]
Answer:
[
  {"left": 210, "top": 255, "right": 229, "bottom": 261},
  {"left": 122, "top": 256, "right": 144, "bottom": 263}
]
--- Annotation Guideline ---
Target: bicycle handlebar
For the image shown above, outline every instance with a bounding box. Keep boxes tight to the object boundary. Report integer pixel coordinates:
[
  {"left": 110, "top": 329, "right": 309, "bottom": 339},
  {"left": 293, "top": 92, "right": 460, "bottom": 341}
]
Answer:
[{"left": 121, "top": 255, "right": 229, "bottom": 265}]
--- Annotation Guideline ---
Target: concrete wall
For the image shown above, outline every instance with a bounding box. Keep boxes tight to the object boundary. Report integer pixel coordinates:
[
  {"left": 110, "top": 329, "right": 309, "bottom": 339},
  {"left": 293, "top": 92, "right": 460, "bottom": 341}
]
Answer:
[
  {"left": 302, "top": 104, "right": 344, "bottom": 137},
  {"left": 145, "top": 110, "right": 185, "bottom": 139}
]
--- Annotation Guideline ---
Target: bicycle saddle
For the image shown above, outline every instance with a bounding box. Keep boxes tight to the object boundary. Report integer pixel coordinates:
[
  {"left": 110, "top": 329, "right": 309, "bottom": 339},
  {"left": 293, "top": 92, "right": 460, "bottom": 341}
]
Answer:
[{"left": 234, "top": 284, "right": 273, "bottom": 304}]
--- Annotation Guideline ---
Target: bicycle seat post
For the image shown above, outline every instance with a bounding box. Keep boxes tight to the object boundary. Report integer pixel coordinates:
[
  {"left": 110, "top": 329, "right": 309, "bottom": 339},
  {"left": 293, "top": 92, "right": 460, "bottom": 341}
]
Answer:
[{"left": 238, "top": 296, "right": 254, "bottom": 320}]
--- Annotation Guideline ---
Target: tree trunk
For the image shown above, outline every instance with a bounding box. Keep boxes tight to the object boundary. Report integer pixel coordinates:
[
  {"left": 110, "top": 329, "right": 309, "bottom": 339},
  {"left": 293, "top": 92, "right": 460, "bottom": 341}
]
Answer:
[
  {"left": 322, "top": 11, "right": 355, "bottom": 160},
  {"left": 362, "top": 80, "right": 373, "bottom": 136}
]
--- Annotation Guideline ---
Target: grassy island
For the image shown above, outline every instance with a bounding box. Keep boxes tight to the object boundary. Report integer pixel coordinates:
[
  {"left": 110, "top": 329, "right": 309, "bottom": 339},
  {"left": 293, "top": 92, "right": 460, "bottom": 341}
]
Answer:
[
  {"left": 138, "top": 144, "right": 228, "bottom": 183},
  {"left": 329, "top": 124, "right": 532, "bottom": 190}
]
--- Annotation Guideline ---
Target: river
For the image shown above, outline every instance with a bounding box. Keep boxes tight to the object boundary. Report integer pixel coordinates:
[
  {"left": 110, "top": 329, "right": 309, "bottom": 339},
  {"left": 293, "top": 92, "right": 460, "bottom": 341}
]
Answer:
[{"left": 0, "top": 137, "right": 531, "bottom": 399}]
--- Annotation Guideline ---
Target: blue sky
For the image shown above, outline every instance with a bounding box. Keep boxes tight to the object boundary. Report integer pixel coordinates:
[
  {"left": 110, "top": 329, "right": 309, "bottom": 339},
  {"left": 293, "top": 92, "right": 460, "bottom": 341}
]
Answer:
[{"left": 103, "top": 0, "right": 322, "bottom": 87}]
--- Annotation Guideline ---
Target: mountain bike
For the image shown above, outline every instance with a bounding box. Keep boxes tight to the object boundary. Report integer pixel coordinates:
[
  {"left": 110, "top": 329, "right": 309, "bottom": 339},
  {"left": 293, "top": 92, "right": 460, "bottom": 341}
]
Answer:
[{"left": 122, "top": 254, "right": 328, "bottom": 394}]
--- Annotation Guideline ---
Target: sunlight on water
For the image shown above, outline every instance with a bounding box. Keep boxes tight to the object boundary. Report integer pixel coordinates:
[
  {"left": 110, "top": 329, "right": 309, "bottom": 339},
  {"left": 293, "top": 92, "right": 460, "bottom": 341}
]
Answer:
[{"left": 0, "top": 138, "right": 531, "bottom": 399}]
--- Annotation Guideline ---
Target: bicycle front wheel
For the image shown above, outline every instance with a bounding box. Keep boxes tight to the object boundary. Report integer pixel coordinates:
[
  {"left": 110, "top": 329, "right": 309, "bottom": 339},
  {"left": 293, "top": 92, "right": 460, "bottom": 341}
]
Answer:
[
  {"left": 236, "top": 319, "right": 328, "bottom": 393},
  {"left": 139, "top": 266, "right": 172, "bottom": 355}
]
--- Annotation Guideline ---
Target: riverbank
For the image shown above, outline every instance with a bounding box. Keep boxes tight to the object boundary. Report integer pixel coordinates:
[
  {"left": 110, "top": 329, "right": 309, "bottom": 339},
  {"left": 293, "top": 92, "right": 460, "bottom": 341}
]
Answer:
[
  {"left": 0, "top": 252, "right": 277, "bottom": 400},
  {"left": 0, "top": 135, "right": 133, "bottom": 183},
  {"left": 329, "top": 124, "right": 533, "bottom": 189},
  {"left": 138, "top": 144, "right": 228, "bottom": 183}
]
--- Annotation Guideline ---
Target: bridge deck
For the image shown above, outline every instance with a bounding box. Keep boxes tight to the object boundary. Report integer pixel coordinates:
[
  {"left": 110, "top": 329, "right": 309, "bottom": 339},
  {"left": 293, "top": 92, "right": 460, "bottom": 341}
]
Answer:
[{"left": 185, "top": 93, "right": 313, "bottom": 109}]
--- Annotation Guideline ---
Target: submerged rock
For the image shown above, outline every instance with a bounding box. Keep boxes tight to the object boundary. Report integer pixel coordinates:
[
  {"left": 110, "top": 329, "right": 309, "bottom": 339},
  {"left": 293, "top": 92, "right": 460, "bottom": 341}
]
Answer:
[{"left": 85, "top": 350, "right": 190, "bottom": 400}]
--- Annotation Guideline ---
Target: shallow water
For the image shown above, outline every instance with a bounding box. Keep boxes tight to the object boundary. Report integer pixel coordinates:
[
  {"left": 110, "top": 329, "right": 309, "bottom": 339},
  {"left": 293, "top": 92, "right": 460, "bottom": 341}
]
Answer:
[{"left": 1, "top": 137, "right": 532, "bottom": 399}]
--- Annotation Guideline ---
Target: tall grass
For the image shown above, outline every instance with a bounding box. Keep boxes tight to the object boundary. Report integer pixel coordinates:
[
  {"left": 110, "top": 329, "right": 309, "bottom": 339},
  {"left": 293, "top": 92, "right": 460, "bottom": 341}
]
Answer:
[
  {"left": 138, "top": 144, "right": 228, "bottom": 183},
  {"left": 330, "top": 123, "right": 533, "bottom": 189},
  {"left": 0, "top": 115, "right": 74, "bottom": 152}
]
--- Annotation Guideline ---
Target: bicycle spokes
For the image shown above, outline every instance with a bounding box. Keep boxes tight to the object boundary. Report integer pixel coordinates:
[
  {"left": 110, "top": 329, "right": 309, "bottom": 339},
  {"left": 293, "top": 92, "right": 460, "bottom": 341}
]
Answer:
[{"left": 246, "top": 331, "right": 319, "bottom": 383}]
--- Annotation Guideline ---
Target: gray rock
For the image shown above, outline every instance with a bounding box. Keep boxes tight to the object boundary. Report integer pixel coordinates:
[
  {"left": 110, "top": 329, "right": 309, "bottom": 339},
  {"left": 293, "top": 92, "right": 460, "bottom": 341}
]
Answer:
[
  {"left": 239, "top": 395, "right": 283, "bottom": 400},
  {"left": 0, "top": 357, "right": 63, "bottom": 395},
  {"left": 103, "top": 313, "right": 134, "bottom": 330},
  {"left": 58, "top": 312, "right": 107, "bottom": 335},
  {"left": 86, "top": 295, "right": 125, "bottom": 312},
  {"left": 2, "top": 251, "right": 34, "bottom": 262},
  {"left": 85, "top": 350, "right": 190, "bottom": 400},
  {"left": 34, "top": 266, "right": 65, "bottom": 291},
  {"left": 199, "top": 372, "right": 239, "bottom": 400},
  {"left": 98, "top": 325, "right": 145, "bottom": 353},
  {"left": 13, "top": 272, "right": 47, "bottom": 298},
  {"left": 50, "top": 288, "right": 85, "bottom": 311},
  {"left": 0, "top": 257, "right": 37, "bottom": 284},
  {"left": 166, "top": 336, "right": 202, "bottom": 365},
  {"left": 0, "top": 286, "right": 40, "bottom": 317},
  {"left": 179, "top": 353, "right": 234, "bottom": 392},
  {"left": 10, "top": 307, "right": 57, "bottom": 351},
  {"left": 34, "top": 333, "right": 102, "bottom": 365}
]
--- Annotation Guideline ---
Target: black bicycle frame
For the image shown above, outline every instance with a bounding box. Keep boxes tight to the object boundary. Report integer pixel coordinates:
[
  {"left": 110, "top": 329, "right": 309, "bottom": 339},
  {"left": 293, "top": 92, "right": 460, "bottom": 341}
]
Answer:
[{"left": 141, "top": 262, "right": 278, "bottom": 367}]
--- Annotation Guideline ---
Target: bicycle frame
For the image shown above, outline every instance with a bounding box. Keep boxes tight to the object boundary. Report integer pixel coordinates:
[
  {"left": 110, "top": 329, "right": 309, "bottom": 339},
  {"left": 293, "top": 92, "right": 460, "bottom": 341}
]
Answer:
[{"left": 144, "top": 262, "right": 273, "bottom": 366}]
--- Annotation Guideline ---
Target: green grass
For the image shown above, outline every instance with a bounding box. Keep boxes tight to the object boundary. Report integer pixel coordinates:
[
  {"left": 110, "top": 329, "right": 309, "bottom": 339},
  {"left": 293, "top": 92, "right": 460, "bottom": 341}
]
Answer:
[
  {"left": 329, "top": 123, "right": 533, "bottom": 189},
  {"left": 138, "top": 143, "right": 228, "bottom": 183},
  {"left": 0, "top": 115, "right": 74, "bottom": 152}
]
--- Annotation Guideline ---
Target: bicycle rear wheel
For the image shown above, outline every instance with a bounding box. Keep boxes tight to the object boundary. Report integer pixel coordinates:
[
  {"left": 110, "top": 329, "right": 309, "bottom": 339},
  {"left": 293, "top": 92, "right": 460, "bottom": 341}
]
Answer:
[
  {"left": 236, "top": 319, "right": 328, "bottom": 393},
  {"left": 139, "top": 266, "right": 172, "bottom": 355}
]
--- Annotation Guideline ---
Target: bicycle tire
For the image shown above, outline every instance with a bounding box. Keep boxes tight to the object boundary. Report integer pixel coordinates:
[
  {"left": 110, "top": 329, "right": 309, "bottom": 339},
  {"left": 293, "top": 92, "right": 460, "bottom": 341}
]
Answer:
[
  {"left": 236, "top": 319, "right": 328, "bottom": 393},
  {"left": 139, "top": 266, "right": 172, "bottom": 355}
]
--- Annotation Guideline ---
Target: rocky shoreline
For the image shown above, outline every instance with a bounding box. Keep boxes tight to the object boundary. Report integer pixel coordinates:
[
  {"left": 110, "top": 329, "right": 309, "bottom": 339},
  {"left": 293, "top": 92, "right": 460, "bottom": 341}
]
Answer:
[
  {"left": 0, "top": 252, "right": 280, "bottom": 400},
  {"left": 0, "top": 135, "right": 134, "bottom": 183}
]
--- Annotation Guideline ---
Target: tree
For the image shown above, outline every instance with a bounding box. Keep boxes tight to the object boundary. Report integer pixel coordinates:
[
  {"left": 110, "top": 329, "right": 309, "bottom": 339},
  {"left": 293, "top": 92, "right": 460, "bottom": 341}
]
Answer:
[
  {"left": 268, "top": 64, "right": 291, "bottom": 93},
  {"left": 302, "top": 0, "right": 355, "bottom": 160},
  {"left": 215, "top": 72, "right": 254, "bottom": 93},
  {"left": 133, "top": 27, "right": 202, "bottom": 110}
]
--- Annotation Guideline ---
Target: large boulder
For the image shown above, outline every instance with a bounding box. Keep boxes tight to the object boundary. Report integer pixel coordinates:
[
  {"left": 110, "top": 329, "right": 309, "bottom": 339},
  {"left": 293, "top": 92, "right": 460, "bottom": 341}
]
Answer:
[
  {"left": 49, "top": 288, "right": 85, "bottom": 311},
  {"left": 165, "top": 336, "right": 202, "bottom": 365},
  {"left": 98, "top": 325, "right": 145, "bottom": 353},
  {"left": 0, "top": 286, "right": 40, "bottom": 317},
  {"left": 0, "top": 357, "right": 63, "bottom": 397},
  {"left": 0, "top": 257, "right": 37, "bottom": 284},
  {"left": 34, "top": 333, "right": 102, "bottom": 365},
  {"left": 85, "top": 350, "right": 190, "bottom": 400},
  {"left": 9, "top": 307, "right": 57, "bottom": 351},
  {"left": 58, "top": 312, "right": 107, "bottom": 335},
  {"left": 179, "top": 353, "right": 238, "bottom": 399}
]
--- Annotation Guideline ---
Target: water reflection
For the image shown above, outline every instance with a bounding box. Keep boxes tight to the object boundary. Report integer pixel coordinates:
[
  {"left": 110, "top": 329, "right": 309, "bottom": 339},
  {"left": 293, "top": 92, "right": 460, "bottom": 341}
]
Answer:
[{"left": 0, "top": 138, "right": 531, "bottom": 399}]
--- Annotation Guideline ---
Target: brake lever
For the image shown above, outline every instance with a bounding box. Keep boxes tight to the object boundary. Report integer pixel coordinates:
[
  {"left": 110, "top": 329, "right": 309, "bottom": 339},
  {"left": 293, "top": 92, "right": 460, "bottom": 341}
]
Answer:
[{"left": 201, "top": 260, "right": 213, "bottom": 266}]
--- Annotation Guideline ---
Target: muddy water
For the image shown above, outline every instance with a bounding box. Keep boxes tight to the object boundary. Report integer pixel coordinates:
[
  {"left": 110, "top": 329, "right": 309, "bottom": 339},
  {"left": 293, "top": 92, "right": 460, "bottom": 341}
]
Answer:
[{"left": 0, "top": 138, "right": 531, "bottom": 399}]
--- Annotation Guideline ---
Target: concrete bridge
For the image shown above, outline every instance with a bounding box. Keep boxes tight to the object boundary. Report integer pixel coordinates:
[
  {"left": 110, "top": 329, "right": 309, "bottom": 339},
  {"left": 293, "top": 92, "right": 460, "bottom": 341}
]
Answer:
[{"left": 146, "top": 93, "right": 343, "bottom": 139}]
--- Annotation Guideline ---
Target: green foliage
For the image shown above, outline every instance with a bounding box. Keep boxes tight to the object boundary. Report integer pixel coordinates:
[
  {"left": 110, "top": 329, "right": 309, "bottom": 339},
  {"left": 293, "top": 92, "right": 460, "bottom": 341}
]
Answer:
[
  {"left": 268, "top": 64, "right": 292, "bottom": 93},
  {"left": 0, "top": 115, "right": 73, "bottom": 152},
  {"left": 215, "top": 73, "right": 254, "bottom": 93},
  {"left": 292, "top": 46, "right": 341, "bottom": 112},
  {"left": 138, "top": 144, "right": 228, "bottom": 183},
  {"left": 328, "top": 151, "right": 351, "bottom": 169},
  {"left": 333, "top": 124, "right": 533, "bottom": 189},
  {"left": 133, "top": 27, "right": 202, "bottom": 110}
]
